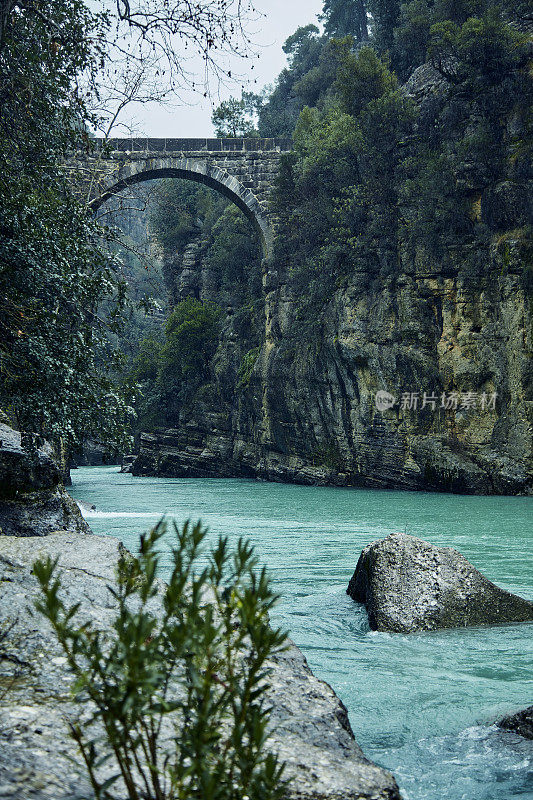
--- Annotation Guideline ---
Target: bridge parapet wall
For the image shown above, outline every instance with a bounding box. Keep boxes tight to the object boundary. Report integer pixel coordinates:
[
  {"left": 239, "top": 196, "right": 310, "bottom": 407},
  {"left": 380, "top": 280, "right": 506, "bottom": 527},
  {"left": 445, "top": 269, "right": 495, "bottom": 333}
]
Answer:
[{"left": 96, "top": 137, "right": 292, "bottom": 153}]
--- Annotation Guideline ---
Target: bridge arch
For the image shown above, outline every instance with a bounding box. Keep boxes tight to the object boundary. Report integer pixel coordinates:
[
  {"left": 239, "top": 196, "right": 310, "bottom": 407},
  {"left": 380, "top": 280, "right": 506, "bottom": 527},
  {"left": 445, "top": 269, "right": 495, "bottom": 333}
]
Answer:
[{"left": 89, "top": 157, "right": 273, "bottom": 257}]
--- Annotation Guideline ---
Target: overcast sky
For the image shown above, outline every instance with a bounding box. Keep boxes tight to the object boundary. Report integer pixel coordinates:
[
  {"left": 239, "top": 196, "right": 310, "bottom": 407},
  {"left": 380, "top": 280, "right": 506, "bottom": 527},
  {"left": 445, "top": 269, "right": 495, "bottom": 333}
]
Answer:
[{"left": 119, "top": 0, "right": 324, "bottom": 138}]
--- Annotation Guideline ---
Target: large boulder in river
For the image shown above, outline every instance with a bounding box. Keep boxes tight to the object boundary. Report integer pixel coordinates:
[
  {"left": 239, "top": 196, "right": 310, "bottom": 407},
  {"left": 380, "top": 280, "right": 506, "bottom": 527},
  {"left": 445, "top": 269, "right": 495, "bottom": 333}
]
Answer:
[
  {"left": 497, "top": 706, "right": 533, "bottom": 740},
  {"left": 0, "top": 532, "right": 402, "bottom": 800},
  {"left": 0, "top": 423, "right": 90, "bottom": 537},
  {"left": 347, "top": 533, "right": 533, "bottom": 633}
]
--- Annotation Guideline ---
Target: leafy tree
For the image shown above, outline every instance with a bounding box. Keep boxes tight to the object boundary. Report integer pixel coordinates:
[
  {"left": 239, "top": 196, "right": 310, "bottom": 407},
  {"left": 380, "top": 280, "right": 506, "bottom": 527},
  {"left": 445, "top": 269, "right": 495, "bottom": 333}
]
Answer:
[
  {"left": 212, "top": 92, "right": 260, "bottom": 137},
  {"left": 131, "top": 336, "right": 164, "bottom": 385},
  {"left": 283, "top": 24, "right": 322, "bottom": 67},
  {"left": 130, "top": 299, "right": 222, "bottom": 421},
  {"left": 205, "top": 204, "right": 262, "bottom": 294},
  {"left": 368, "top": 0, "right": 402, "bottom": 51},
  {"left": 321, "top": 0, "right": 369, "bottom": 41},
  {"left": 257, "top": 25, "right": 325, "bottom": 136},
  {"left": 335, "top": 44, "right": 398, "bottom": 116},
  {"left": 34, "top": 519, "right": 289, "bottom": 800},
  {"left": 0, "top": 0, "right": 133, "bottom": 448},
  {"left": 290, "top": 35, "right": 355, "bottom": 112},
  {"left": 390, "top": 0, "right": 435, "bottom": 78},
  {"left": 428, "top": 8, "right": 527, "bottom": 85},
  {"left": 273, "top": 46, "right": 414, "bottom": 297},
  {"left": 371, "top": 0, "right": 524, "bottom": 79},
  {"left": 160, "top": 299, "right": 222, "bottom": 382}
]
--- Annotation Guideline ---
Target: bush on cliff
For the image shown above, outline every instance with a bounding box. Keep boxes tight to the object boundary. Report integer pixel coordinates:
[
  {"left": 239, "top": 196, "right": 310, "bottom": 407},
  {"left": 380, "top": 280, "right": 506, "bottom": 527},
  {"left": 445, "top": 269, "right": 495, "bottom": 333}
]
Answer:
[
  {"left": 126, "top": 298, "right": 223, "bottom": 429},
  {"left": 34, "top": 519, "right": 288, "bottom": 800},
  {"left": 160, "top": 299, "right": 222, "bottom": 381},
  {"left": 271, "top": 2, "right": 531, "bottom": 309}
]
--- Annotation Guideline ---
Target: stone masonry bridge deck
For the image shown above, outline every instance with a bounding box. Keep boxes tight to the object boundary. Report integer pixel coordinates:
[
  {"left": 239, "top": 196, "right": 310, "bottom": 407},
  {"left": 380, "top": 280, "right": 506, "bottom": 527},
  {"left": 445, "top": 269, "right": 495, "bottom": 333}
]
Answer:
[{"left": 84, "top": 138, "right": 293, "bottom": 257}]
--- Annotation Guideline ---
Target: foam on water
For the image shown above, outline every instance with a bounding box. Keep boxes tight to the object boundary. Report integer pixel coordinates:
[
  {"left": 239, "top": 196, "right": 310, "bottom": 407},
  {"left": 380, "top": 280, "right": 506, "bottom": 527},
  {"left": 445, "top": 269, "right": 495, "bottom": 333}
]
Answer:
[
  {"left": 81, "top": 510, "right": 162, "bottom": 519},
  {"left": 71, "top": 467, "right": 533, "bottom": 800}
]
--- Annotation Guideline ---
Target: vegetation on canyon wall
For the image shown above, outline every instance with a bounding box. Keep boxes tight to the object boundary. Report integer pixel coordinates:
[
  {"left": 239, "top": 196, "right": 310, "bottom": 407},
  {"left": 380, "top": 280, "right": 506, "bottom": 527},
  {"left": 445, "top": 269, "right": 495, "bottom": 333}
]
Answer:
[
  {"left": 249, "top": 0, "right": 532, "bottom": 311},
  {"left": 133, "top": 0, "right": 531, "bottom": 459},
  {"left": 272, "top": 13, "right": 531, "bottom": 311}
]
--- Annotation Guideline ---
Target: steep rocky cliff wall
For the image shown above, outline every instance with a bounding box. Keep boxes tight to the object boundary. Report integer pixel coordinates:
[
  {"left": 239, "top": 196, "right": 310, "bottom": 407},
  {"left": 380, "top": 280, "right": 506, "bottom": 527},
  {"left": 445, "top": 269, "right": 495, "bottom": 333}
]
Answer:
[
  {"left": 133, "top": 66, "right": 532, "bottom": 496},
  {"left": 134, "top": 248, "right": 532, "bottom": 494}
]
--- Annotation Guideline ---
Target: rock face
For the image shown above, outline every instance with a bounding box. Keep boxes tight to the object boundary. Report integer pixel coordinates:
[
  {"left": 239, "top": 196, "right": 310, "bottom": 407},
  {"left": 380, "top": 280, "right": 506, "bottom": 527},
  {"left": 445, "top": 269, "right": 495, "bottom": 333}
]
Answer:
[
  {"left": 72, "top": 437, "right": 119, "bottom": 467},
  {"left": 131, "top": 62, "right": 533, "bottom": 496},
  {"left": 347, "top": 533, "right": 533, "bottom": 633},
  {"left": 0, "top": 423, "right": 90, "bottom": 537},
  {"left": 497, "top": 706, "right": 533, "bottom": 740},
  {"left": 133, "top": 233, "right": 533, "bottom": 493},
  {"left": 0, "top": 532, "right": 401, "bottom": 800},
  {"left": 119, "top": 454, "right": 136, "bottom": 473}
]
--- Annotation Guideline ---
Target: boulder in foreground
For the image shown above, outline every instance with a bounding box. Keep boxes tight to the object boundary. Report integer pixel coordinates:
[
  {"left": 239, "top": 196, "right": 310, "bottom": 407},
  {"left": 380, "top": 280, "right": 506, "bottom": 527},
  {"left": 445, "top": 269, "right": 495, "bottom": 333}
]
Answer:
[
  {"left": 497, "top": 706, "right": 533, "bottom": 740},
  {"left": 347, "top": 533, "right": 533, "bottom": 633},
  {"left": 0, "top": 532, "right": 402, "bottom": 800}
]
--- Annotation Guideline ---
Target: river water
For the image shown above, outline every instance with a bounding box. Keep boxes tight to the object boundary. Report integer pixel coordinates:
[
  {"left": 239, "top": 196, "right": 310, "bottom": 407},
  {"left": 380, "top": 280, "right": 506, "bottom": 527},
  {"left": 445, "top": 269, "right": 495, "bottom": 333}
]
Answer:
[{"left": 71, "top": 466, "right": 533, "bottom": 800}]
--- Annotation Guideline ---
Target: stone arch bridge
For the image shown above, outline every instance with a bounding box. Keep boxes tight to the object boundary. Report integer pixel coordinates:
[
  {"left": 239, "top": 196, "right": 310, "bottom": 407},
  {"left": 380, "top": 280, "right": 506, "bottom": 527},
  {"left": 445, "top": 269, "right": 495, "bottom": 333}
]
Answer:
[{"left": 83, "top": 137, "right": 292, "bottom": 257}]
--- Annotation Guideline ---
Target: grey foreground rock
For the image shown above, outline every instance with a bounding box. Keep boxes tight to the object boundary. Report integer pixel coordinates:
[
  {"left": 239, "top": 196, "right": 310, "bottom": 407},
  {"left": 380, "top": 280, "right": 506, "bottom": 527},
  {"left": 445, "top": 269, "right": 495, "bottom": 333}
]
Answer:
[
  {"left": 497, "top": 706, "right": 533, "bottom": 740},
  {"left": 347, "top": 533, "right": 533, "bottom": 633},
  {"left": 0, "top": 532, "right": 402, "bottom": 800},
  {"left": 0, "top": 423, "right": 90, "bottom": 537}
]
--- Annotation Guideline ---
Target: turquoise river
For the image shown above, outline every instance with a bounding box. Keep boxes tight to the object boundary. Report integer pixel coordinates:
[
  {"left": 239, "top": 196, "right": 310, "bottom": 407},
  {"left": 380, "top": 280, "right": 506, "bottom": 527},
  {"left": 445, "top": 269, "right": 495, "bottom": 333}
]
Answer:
[{"left": 71, "top": 466, "right": 533, "bottom": 800}]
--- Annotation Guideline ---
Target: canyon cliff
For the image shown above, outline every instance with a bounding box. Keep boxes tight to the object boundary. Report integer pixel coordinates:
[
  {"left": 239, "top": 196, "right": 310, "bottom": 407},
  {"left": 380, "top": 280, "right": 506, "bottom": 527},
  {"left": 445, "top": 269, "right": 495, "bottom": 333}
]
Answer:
[{"left": 133, "top": 62, "right": 532, "bottom": 495}]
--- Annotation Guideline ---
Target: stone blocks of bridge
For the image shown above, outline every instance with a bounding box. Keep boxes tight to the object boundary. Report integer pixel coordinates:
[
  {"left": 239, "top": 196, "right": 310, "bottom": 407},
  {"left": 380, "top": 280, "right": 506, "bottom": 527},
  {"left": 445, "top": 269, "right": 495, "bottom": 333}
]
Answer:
[{"left": 80, "top": 140, "right": 291, "bottom": 258}]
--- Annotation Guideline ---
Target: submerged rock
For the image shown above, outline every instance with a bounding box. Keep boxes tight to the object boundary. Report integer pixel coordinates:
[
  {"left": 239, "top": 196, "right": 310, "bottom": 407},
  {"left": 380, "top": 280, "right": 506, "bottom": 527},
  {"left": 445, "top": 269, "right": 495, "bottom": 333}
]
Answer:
[
  {"left": 497, "top": 706, "right": 533, "bottom": 740},
  {"left": 0, "top": 424, "right": 90, "bottom": 537},
  {"left": 347, "top": 533, "right": 533, "bottom": 633},
  {"left": 0, "top": 532, "right": 402, "bottom": 800}
]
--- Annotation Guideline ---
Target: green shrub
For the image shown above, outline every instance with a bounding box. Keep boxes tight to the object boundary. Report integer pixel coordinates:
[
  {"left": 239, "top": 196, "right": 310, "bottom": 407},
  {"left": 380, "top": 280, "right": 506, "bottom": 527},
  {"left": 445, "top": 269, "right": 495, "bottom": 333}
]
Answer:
[
  {"left": 160, "top": 299, "right": 222, "bottom": 382},
  {"left": 33, "top": 520, "right": 289, "bottom": 800},
  {"left": 238, "top": 347, "right": 261, "bottom": 388}
]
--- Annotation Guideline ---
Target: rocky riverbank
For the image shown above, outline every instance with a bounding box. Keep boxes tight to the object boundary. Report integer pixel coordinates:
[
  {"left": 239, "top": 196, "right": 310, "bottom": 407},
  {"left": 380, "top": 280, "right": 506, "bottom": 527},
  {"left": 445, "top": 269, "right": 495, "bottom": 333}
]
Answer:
[
  {"left": 0, "top": 530, "right": 402, "bottom": 800},
  {"left": 0, "top": 424, "right": 90, "bottom": 537}
]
